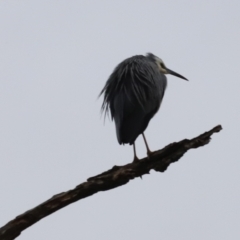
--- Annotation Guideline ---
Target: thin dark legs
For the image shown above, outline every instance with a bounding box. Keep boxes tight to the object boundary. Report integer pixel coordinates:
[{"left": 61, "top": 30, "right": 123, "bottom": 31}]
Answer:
[
  {"left": 132, "top": 142, "right": 139, "bottom": 162},
  {"left": 132, "top": 133, "right": 152, "bottom": 162},
  {"left": 142, "top": 133, "right": 152, "bottom": 157}
]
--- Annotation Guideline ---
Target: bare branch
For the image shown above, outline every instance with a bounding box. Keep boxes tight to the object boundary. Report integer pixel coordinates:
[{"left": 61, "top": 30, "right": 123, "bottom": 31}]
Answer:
[{"left": 0, "top": 125, "right": 222, "bottom": 240}]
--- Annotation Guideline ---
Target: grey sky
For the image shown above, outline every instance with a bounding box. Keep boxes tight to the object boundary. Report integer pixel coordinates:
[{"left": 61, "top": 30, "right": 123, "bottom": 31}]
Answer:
[{"left": 0, "top": 1, "right": 239, "bottom": 239}]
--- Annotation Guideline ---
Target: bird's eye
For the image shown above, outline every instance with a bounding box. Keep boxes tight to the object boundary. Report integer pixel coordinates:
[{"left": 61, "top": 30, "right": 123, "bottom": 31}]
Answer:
[{"left": 160, "top": 63, "right": 166, "bottom": 69}]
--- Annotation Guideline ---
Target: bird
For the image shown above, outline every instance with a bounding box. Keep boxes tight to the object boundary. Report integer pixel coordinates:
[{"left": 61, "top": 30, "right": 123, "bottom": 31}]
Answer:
[{"left": 100, "top": 53, "right": 187, "bottom": 162}]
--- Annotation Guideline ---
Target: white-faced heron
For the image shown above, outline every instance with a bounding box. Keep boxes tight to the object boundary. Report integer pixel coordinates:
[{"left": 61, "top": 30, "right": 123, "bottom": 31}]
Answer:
[{"left": 100, "top": 53, "right": 187, "bottom": 162}]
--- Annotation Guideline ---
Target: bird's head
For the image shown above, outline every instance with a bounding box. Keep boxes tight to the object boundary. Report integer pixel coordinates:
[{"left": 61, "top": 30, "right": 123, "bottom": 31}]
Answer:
[{"left": 147, "top": 53, "right": 188, "bottom": 81}]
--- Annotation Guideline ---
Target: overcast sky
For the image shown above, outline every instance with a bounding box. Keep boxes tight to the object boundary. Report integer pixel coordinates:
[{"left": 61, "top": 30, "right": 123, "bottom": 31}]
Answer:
[{"left": 0, "top": 1, "right": 239, "bottom": 239}]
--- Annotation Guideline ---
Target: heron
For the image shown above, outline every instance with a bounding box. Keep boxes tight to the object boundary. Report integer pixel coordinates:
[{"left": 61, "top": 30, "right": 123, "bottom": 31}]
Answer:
[{"left": 100, "top": 53, "right": 187, "bottom": 162}]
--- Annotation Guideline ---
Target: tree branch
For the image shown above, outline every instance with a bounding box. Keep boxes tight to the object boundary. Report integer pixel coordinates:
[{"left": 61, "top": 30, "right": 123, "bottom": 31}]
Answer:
[{"left": 0, "top": 125, "right": 222, "bottom": 240}]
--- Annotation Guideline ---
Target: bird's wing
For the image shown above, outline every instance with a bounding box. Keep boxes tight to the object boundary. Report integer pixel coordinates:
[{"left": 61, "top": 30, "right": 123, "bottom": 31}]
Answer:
[{"left": 111, "top": 73, "right": 165, "bottom": 145}]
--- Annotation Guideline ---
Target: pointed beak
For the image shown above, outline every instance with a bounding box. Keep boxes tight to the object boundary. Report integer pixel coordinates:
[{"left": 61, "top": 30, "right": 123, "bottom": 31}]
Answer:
[{"left": 166, "top": 68, "right": 188, "bottom": 81}]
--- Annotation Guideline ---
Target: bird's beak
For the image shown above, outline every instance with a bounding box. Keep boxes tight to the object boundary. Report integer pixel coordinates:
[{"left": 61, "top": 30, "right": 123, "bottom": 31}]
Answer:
[{"left": 166, "top": 68, "right": 188, "bottom": 81}]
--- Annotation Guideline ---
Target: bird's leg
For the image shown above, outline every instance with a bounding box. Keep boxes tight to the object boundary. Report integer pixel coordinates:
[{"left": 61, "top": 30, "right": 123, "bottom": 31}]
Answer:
[
  {"left": 142, "top": 133, "right": 152, "bottom": 158},
  {"left": 132, "top": 142, "right": 139, "bottom": 162}
]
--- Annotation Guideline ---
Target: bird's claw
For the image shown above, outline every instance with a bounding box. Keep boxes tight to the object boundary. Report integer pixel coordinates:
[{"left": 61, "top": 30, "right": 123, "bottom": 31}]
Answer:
[
  {"left": 132, "top": 156, "right": 140, "bottom": 163},
  {"left": 147, "top": 150, "right": 155, "bottom": 160}
]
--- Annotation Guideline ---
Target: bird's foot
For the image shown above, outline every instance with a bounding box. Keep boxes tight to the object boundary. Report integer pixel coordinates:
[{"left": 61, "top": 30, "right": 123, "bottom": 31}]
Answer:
[
  {"left": 132, "top": 156, "right": 140, "bottom": 163},
  {"left": 147, "top": 150, "right": 154, "bottom": 160}
]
